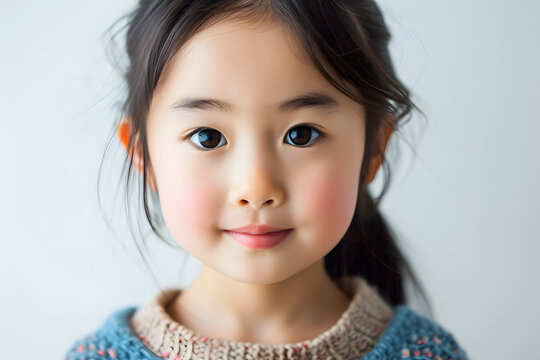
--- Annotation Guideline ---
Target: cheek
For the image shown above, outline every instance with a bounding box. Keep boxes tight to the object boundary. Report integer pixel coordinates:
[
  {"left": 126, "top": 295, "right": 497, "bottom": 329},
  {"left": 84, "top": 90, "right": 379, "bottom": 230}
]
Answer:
[
  {"left": 157, "top": 169, "right": 217, "bottom": 243},
  {"left": 300, "top": 163, "right": 360, "bottom": 244}
]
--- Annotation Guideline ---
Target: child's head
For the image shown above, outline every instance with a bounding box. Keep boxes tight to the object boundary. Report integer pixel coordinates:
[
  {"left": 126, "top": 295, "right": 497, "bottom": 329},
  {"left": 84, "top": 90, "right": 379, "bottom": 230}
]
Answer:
[{"left": 112, "top": 0, "right": 423, "bottom": 305}]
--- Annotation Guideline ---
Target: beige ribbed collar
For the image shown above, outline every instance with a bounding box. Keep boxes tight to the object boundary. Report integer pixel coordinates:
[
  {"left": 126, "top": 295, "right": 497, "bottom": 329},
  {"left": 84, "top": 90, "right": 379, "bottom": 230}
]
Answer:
[{"left": 130, "top": 276, "right": 393, "bottom": 360}]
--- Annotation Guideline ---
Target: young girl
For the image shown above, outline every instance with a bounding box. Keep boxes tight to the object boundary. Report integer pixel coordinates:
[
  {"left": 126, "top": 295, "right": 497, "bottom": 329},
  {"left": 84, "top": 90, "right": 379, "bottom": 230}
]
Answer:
[{"left": 66, "top": 1, "right": 469, "bottom": 359}]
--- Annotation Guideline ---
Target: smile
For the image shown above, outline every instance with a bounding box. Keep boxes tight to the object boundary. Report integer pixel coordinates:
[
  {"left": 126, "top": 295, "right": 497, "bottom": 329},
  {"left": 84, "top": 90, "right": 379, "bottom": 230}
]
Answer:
[{"left": 224, "top": 229, "right": 293, "bottom": 249}]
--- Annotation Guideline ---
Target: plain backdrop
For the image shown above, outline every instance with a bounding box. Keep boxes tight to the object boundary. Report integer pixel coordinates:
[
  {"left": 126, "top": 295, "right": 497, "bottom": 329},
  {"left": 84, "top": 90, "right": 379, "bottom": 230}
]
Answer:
[{"left": 1, "top": 1, "right": 539, "bottom": 359}]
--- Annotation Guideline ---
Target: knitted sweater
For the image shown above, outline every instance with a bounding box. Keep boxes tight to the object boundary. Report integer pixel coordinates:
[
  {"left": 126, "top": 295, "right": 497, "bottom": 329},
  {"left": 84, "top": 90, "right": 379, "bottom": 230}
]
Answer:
[{"left": 64, "top": 277, "right": 469, "bottom": 360}]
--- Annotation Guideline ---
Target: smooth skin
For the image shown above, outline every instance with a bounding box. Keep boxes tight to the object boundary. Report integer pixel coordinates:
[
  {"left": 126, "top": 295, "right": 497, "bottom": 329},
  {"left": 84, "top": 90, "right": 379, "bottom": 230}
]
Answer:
[{"left": 119, "top": 16, "right": 393, "bottom": 344}]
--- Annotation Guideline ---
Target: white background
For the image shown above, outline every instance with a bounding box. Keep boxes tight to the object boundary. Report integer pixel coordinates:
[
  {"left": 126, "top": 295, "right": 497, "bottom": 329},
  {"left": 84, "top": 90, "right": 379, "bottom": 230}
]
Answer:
[{"left": 1, "top": 1, "right": 539, "bottom": 359}]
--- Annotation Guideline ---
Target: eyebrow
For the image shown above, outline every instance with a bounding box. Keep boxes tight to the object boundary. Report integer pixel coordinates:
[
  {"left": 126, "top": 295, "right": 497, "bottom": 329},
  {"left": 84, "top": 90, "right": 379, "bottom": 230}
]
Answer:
[{"left": 170, "top": 91, "right": 339, "bottom": 113}]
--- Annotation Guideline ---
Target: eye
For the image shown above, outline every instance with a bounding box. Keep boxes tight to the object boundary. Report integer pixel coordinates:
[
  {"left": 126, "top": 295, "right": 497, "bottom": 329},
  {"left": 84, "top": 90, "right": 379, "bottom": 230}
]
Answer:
[
  {"left": 187, "top": 127, "right": 227, "bottom": 150},
  {"left": 285, "top": 124, "right": 324, "bottom": 147},
  {"left": 185, "top": 124, "right": 324, "bottom": 151}
]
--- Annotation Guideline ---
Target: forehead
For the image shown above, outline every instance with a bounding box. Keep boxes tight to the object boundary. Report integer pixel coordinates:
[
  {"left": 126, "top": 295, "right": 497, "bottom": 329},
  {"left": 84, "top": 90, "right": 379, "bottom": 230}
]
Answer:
[{"left": 154, "top": 17, "right": 347, "bottom": 111}]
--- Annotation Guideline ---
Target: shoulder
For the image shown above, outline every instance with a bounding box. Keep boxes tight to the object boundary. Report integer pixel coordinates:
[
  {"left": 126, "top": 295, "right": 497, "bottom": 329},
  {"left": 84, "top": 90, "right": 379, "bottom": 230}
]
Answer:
[
  {"left": 63, "top": 306, "right": 160, "bottom": 360},
  {"left": 363, "top": 304, "right": 470, "bottom": 360}
]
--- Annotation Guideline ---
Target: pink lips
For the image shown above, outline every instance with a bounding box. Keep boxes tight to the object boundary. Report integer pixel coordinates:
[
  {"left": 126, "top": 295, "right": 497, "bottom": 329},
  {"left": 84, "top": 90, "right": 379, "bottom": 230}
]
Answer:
[
  {"left": 224, "top": 225, "right": 293, "bottom": 249},
  {"left": 228, "top": 224, "right": 288, "bottom": 234}
]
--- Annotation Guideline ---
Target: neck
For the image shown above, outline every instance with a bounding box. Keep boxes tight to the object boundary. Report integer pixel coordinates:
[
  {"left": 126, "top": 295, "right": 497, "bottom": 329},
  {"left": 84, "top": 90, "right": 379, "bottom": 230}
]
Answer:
[{"left": 167, "top": 260, "right": 351, "bottom": 343}]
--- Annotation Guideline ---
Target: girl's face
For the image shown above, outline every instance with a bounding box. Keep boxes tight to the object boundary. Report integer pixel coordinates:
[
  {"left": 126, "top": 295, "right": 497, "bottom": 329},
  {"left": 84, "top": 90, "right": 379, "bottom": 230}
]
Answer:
[{"left": 145, "top": 17, "right": 366, "bottom": 285}]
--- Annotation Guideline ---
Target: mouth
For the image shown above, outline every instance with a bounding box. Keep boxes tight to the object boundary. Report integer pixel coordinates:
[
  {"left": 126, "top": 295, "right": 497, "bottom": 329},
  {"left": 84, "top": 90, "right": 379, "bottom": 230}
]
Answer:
[{"left": 224, "top": 229, "right": 293, "bottom": 250}]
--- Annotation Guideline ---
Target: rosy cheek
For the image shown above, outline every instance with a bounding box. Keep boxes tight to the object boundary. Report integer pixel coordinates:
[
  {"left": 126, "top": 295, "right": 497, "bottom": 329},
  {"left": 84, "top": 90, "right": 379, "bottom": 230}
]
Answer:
[
  {"left": 303, "top": 173, "right": 357, "bottom": 242},
  {"left": 159, "top": 171, "right": 214, "bottom": 238},
  {"left": 305, "top": 178, "right": 336, "bottom": 216}
]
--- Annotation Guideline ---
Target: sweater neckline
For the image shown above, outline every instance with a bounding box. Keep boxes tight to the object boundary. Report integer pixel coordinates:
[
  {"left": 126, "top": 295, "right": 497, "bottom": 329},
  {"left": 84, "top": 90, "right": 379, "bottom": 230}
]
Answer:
[{"left": 129, "top": 276, "right": 394, "bottom": 360}]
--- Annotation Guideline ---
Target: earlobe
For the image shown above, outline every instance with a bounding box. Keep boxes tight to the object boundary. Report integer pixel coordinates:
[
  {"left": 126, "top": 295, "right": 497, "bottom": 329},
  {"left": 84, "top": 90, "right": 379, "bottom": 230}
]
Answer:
[
  {"left": 363, "top": 120, "right": 395, "bottom": 185},
  {"left": 117, "top": 118, "right": 142, "bottom": 171},
  {"left": 117, "top": 118, "right": 158, "bottom": 192},
  {"left": 117, "top": 119, "right": 131, "bottom": 151}
]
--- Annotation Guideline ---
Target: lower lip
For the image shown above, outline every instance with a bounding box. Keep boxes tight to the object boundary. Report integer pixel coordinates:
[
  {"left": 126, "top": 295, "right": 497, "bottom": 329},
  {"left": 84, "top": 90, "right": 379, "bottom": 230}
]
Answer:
[{"left": 225, "top": 229, "right": 293, "bottom": 249}]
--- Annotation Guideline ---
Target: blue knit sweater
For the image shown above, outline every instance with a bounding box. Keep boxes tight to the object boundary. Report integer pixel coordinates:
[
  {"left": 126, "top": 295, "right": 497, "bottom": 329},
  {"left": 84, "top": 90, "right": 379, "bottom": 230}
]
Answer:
[{"left": 64, "top": 304, "right": 469, "bottom": 360}]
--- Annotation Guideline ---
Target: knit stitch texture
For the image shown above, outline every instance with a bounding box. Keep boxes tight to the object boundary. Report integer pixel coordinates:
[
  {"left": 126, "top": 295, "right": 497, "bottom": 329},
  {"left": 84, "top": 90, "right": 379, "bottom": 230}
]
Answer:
[{"left": 64, "top": 277, "right": 469, "bottom": 360}]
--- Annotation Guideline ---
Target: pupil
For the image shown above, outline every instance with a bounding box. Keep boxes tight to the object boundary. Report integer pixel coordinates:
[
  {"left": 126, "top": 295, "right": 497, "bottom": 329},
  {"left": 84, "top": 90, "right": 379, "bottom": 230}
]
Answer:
[
  {"left": 199, "top": 129, "right": 220, "bottom": 148},
  {"left": 290, "top": 126, "right": 310, "bottom": 145}
]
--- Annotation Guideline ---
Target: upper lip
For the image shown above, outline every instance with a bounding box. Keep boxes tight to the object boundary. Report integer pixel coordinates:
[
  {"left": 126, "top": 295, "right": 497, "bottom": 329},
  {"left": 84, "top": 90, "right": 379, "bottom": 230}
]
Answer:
[{"left": 226, "top": 224, "right": 291, "bottom": 235}]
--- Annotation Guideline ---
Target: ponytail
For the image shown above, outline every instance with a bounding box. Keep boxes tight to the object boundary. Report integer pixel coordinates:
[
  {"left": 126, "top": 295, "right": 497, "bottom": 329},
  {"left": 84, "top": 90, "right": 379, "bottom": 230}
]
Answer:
[{"left": 324, "top": 186, "right": 433, "bottom": 317}]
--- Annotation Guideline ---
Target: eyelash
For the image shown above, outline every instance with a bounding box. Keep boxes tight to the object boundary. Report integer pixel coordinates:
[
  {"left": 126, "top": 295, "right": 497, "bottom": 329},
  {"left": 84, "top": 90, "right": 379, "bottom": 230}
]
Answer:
[{"left": 184, "top": 124, "right": 325, "bottom": 151}]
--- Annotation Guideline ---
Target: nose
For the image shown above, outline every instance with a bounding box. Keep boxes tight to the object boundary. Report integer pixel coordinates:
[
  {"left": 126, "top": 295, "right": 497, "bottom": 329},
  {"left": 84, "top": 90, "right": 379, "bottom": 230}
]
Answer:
[{"left": 228, "top": 150, "right": 285, "bottom": 210}]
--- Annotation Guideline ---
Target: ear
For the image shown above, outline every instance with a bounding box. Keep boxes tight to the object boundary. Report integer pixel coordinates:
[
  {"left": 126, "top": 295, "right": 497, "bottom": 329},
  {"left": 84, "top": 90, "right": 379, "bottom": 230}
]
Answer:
[
  {"left": 117, "top": 118, "right": 158, "bottom": 192},
  {"left": 363, "top": 115, "right": 395, "bottom": 186}
]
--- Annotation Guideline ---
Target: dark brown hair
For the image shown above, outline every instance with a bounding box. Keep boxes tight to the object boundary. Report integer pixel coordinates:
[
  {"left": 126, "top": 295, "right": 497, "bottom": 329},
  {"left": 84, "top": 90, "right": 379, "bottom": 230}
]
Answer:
[{"left": 101, "top": 0, "right": 432, "bottom": 317}]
